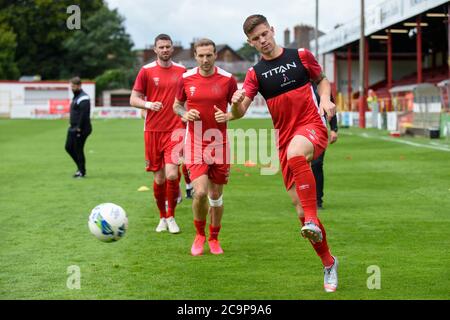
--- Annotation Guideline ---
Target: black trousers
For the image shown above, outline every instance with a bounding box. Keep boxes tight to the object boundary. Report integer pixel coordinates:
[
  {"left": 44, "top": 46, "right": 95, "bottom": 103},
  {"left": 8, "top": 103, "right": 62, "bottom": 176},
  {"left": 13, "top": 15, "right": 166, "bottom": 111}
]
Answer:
[
  {"left": 311, "top": 151, "right": 325, "bottom": 206},
  {"left": 65, "top": 128, "right": 91, "bottom": 175}
]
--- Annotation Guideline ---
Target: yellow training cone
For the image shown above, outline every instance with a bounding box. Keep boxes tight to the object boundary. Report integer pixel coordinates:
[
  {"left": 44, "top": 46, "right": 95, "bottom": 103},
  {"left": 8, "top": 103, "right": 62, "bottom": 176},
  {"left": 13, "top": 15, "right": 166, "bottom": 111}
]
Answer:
[{"left": 138, "top": 186, "right": 150, "bottom": 192}]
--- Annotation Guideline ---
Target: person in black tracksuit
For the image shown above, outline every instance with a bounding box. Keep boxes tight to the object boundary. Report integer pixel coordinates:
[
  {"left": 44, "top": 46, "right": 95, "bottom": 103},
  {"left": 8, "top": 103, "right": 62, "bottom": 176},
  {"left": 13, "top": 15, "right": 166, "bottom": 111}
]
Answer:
[
  {"left": 312, "top": 83, "right": 339, "bottom": 209},
  {"left": 312, "top": 115, "right": 338, "bottom": 209},
  {"left": 65, "top": 77, "right": 92, "bottom": 178}
]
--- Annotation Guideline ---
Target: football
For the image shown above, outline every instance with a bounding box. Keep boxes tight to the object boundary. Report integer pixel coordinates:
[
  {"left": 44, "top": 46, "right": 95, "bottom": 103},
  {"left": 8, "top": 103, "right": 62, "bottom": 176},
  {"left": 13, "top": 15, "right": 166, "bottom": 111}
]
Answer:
[{"left": 88, "top": 203, "right": 128, "bottom": 242}]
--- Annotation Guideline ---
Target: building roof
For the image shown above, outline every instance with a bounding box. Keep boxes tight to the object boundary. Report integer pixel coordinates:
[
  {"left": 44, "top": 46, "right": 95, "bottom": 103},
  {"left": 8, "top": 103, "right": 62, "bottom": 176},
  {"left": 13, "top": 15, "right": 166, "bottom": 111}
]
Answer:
[{"left": 144, "top": 43, "right": 245, "bottom": 66}]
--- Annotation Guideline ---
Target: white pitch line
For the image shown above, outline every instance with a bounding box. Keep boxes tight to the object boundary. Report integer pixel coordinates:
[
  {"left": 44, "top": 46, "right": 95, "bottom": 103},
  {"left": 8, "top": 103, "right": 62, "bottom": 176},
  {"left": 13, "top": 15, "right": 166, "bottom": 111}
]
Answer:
[{"left": 341, "top": 131, "right": 450, "bottom": 152}]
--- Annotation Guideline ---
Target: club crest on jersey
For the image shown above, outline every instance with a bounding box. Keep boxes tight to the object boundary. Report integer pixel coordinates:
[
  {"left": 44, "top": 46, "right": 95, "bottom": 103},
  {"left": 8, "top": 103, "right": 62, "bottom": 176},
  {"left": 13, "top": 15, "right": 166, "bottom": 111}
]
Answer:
[
  {"left": 261, "top": 61, "right": 297, "bottom": 79},
  {"left": 189, "top": 86, "right": 196, "bottom": 97},
  {"left": 153, "top": 77, "right": 160, "bottom": 86}
]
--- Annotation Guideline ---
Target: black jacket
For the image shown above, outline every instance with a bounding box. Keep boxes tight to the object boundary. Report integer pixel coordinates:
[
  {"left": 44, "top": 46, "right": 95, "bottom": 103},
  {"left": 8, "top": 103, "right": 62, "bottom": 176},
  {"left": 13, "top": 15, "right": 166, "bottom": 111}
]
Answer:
[{"left": 70, "top": 90, "right": 92, "bottom": 132}]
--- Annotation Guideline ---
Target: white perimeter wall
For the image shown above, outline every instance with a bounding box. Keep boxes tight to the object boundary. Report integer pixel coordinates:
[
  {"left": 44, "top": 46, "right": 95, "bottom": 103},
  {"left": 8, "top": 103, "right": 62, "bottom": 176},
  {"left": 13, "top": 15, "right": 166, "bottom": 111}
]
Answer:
[{"left": 0, "top": 82, "right": 95, "bottom": 118}]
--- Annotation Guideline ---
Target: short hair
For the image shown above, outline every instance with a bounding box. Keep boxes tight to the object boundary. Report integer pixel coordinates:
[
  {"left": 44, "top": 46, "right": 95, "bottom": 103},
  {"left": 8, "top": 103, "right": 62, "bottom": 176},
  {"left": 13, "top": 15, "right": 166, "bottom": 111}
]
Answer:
[
  {"left": 194, "top": 38, "right": 216, "bottom": 54},
  {"left": 70, "top": 76, "right": 81, "bottom": 85},
  {"left": 243, "top": 14, "right": 269, "bottom": 36},
  {"left": 154, "top": 33, "right": 172, "bottom": 46}
]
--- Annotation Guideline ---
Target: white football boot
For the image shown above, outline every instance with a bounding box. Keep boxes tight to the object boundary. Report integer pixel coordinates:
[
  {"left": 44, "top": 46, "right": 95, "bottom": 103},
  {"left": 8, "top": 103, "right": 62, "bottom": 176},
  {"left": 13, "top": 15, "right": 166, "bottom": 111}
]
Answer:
[
  {"left": 323, "top": 256, "right": 339, "bottom": 293},
  {"left": 166, "top": 216, "right": 180, "bottom": 234},
  {"left": 155, "top": 218, "right": 168, "bottom": 233}
]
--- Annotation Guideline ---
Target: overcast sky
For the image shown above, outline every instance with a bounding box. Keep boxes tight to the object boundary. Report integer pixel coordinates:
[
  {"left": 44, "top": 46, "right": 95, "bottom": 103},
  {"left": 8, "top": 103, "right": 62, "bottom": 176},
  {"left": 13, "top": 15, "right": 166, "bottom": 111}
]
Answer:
[{"left": 106, "top": 0, "right": 382, "bottom": 50}]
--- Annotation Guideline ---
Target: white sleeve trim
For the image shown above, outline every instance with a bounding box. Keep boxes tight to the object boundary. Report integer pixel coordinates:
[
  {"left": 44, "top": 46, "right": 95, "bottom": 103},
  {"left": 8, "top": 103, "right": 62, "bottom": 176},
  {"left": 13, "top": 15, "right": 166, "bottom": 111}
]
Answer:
[{"left": 77, "top": 95, "right": 90, "bottom": 104}]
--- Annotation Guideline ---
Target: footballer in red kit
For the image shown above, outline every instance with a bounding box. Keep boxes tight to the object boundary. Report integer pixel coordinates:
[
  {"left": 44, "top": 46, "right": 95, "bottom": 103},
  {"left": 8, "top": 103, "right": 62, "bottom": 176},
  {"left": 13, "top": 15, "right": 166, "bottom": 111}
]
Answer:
[
  {"left": 231, "top": 15, "right": 339, "bottom": 293},
  {"left": 130, "top": 34, "right": 186, "bottom": 234},
  {"left": 173, "top": 38, "right": 237, "bottom": 256}
]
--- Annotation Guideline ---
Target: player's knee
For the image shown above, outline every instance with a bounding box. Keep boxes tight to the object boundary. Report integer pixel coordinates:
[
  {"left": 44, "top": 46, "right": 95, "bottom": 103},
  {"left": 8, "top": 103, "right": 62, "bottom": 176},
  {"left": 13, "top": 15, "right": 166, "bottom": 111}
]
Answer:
[
  {"left": 166, "top": 172, "right": 178, "bottom": 181},
  {"left": 154, "top": 176, "right": 165, "bottom": 185},
  {"left": 208, "top": 194, "right": 223, "bottom": 207},
  {"left": 194, "top": 189, "right": 208, "bottom": 199}
]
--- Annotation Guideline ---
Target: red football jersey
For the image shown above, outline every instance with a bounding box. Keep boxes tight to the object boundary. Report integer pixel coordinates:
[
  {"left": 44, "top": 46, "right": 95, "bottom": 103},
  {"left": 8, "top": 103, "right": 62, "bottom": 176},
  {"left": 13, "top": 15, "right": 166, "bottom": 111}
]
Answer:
[
  {"left": 243, "top": 48, "right": 327, "bottom": 148},
  {"left": 176, "top": 66, "right": 237, "bottom": 149},
  {"left": 133, "top": 61, "right": 186, "bottom": 132}
]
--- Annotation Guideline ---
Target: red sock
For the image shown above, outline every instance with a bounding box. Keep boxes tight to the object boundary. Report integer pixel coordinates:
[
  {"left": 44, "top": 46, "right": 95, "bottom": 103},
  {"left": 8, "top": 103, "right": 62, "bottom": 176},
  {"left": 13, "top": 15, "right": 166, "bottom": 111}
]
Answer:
[
  {"left": 182, "top": 164, "right": 191, "bottom": 184},
  {"left": 166, "top": 179, "right": 179, "bottom": 218},
  {"left": 194, "top": 220, "right": 206, "bottom": 236},
  {"left": 208, "top": 225, "right": 221, "bottom": 241},
  {"left": 153, "top": 181, "right": 166, "bottom": 219},
  {"left": 300, "top": 217, "right": 334, "bottom": 268},
  {"left": 288, "top": 156, "right": 319, "bottom": 225}
]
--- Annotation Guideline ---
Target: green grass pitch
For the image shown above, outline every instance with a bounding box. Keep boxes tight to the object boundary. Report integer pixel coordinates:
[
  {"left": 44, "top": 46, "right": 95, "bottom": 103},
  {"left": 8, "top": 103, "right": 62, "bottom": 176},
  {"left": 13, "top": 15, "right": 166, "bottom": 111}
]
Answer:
[{"left": 1, "top": 118, "right": 449, "bottom": 299}]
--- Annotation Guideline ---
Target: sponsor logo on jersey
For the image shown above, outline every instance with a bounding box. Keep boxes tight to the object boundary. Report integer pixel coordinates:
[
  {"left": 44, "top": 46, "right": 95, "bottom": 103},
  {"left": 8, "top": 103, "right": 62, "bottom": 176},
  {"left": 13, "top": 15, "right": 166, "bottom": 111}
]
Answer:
[
  {"left": 189, "top": 86, "right": 196, "bottom": 97},
  {"left": 280, "top": 73, "right": 296, "bottom": 88},
  {"left": 261, "top": 62, "right": 297, "bottom": 79}
]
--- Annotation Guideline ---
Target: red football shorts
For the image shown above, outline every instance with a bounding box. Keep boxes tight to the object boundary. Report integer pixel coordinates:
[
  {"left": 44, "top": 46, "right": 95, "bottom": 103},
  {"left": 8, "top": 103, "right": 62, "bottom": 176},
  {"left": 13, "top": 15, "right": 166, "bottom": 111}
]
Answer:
[
  {"left": 184, "top": 142, "right": 230, "bottom": 185},
  {"left": 279, "top": 123, "right": 328, "bottom": 190},
  {"left": 144, "top": 130, "right": 184, "bottom": 172}
]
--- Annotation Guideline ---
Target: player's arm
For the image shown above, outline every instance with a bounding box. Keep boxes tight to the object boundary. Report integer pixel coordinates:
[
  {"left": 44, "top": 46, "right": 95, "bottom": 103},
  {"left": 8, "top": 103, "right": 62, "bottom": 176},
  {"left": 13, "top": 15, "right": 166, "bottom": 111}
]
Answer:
[
  {"left": 214, "top": 106, "right": 234, "bottom": 123},
  {"left": 77, "top": 99, "right": 90, "bottom": 132},
  {"left": 329, "top": 114, "right": 338, "bottom": 144},
  {"left": 231, "top": 68, "right": 258, "bottom": 120},
  {"left": 129, "top": 90, "right": 162, "bottom": 111},
  {"left": 173, "top": 99, "right": 200, "bottom": 121},
  {"left": 316, "top": 77, "right": 336, "bottom": 120},
  {"left": 230, "top": 94, "right": 252, "bottom": 120},
  {"left": 301, "top": 49, "right": 336, "bottom": 120}
]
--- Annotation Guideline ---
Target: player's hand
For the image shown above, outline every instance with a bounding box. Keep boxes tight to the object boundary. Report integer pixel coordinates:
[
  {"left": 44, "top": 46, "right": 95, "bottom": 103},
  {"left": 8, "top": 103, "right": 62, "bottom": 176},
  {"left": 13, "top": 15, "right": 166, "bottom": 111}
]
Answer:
[
  {"left": 214, "top": 105, "right": 228, "bottom": 123},
  {"left": 231, "top": 89, "right": 246, "bottom": 104},
  {"left": 330, "top": 130, "right": 338, "bottom": 144},
  {"left": 183, "top": 109, "right": 200, "bottom": 121},
  {"left": 320, "top": 98, "right": 336, "bottom": 121},
  {"left": 145, "top": 101, "right": 163, "bottom": 111}
]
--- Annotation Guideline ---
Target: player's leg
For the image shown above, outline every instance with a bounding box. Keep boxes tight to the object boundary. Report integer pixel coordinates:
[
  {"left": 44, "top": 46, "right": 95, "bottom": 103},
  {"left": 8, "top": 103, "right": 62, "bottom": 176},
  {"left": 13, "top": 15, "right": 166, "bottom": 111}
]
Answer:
[
  {"left": 65, "top": 129, "right": 79, "bottom": 176},
  {"left": 145, "top": 131, "right": 167, "bottom": 232},
  {"left": 287, "top": 134, "right": 323, "bottom": 242},
  {"left": 190, "top": 173, "right": 209, "bottom": 256},
  {"left": 165, "top": 163, "right": 180, "bottom": 234},
  {"left": 206, "top": 162, "right": 230, "bottom": 254},
  {"left": 311, "top": 151, "right": 325, "bottom": 209},
  {"left": 287, "top": 187, "right": 338, "bottom": 292},
  {"left": 207, "top": 180, "right": 224, "bottom": 255},
  {"left": 75, "top": 131, "right": 90, "bottom": 177},
  {"left": 153, "top": 168, "right": 168, "bottom": 232},
  {"left": 182, "top": 163, "right": 193, "bottom": 198}
]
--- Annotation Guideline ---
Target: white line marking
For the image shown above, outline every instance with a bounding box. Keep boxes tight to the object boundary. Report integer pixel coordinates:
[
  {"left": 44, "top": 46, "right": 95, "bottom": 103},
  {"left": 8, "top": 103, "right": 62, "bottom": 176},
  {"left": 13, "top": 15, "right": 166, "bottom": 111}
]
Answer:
[{"left": 341, "top": 131, "right": 450, "bottom": 152}]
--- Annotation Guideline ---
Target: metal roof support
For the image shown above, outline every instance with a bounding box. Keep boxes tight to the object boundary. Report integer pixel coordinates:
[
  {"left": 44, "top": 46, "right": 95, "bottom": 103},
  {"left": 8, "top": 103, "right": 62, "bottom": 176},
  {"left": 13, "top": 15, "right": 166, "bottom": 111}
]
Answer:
[
  {"left": 359, "top": 0, "right": 366, "bottom": 128},
  {"left": 417, "top": 15, "right": 423, "bottom": 84}
]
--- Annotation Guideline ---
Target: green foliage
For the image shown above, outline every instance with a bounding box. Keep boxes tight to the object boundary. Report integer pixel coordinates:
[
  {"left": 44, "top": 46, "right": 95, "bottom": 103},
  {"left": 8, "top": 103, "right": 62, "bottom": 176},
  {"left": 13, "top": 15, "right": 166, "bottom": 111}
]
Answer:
[
  {"left": 0, "top": 0, "right": 133, "bottom": 80},
  {"left": 63, "top": 6, "right": 135, "bottom": 79},
  {"left": 94, "top": 68, "right": 136, "bottom": 96},
  {"left": 0, "top": 23, "right": 20, "bottom": 79},
  {"left": 237, "top": 42, "right": 259, "bottom": 62}
]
